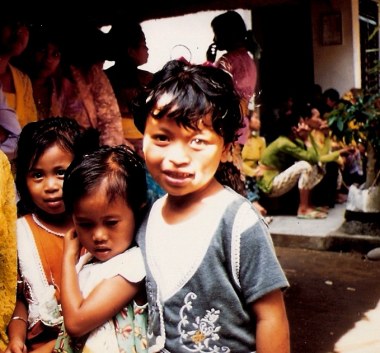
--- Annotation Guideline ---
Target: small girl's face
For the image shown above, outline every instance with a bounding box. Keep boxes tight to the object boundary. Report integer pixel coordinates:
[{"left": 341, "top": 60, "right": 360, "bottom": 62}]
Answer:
[
  {"left": 26, "top": 143, "right": 73, "bottom": 215},
  {"left": 73, "top": 179, "right": 135, "bottom": 262}
]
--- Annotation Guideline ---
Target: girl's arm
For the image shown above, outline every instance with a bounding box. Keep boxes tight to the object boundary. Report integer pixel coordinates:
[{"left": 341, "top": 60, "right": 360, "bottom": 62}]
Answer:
[
  {"left": 61, "top": 229, "right": 141, "bottom": 337},
  {"left": 5, "top": 300, "right": 28, "bottom": 353},
  {"left": 251, "top": 289, "right": 290, "bottom": 353}
]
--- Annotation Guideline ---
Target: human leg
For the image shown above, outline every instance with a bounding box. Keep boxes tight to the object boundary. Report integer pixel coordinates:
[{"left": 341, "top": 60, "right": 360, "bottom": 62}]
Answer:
[{"left": 269, "top": 161, "right": 325, "bottom": 218}]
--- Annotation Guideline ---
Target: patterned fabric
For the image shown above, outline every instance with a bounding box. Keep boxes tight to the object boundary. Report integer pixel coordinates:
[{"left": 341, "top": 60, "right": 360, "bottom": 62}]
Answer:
[
  {"left": 70, "top": 64, "right": 124, "bottom": 146},
  {"left": 137, "top": 187, "right": 289, "bottom": 353},
  {"left": 257, "top": 136, "right": 320, "bottom": 194},
  {"left": 53, "top": 248, "right": 148, "bottom": 353},
  {"left": 16, "top": 215, "right": 64, "bottom": 349},
  {"left": 0, "top": 151, "right": 17, "bottom": 351},
  {"left": 269, "top": 160, "right": 324, "bottom": 197}
]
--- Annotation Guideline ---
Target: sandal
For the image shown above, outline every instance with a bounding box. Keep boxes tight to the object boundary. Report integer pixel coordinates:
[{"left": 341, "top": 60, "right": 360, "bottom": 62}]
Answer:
[
  {"left": 315, "top": 206, "right": 329, "bottom": 214},
  {"left": 297, "top": 210, "right": 327, "bottom": 219}
]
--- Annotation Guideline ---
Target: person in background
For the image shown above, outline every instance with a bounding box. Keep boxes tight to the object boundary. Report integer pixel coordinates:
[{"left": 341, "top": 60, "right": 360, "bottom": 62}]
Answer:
[
  {"left": 105, "top": 20, "right": 152, "bottom": 158},
  {"left": 301, "top": 102, "right": 343, "bottom": 210},
  {"left": 63, "top": 22, "right": 125, "bottom": 147},
  {"left": 54, "top": 145, "right": 148, "bottom": 353},
  {"left": 257, "top": 109, "right": 326, "bottom": 219},
  {"left": 0, "top": 14, "right": 37, "bottom": 128},
  {"left": 242, "top": 109, "right": 268, "bottom": 217},
  {"left": 133, "top": 59, "right": 290, "bottom": 352},
  {"left": 0, "top": 84, "right": 21, "bottom": 162},
  {"left": 257, "top": 104, "right": 352, "bottom": 219},
  {"left": 0, "top": 150, "right": 17, "bottom": 352},
  {"left": 16, "top": 24, "right": 82, "bottom": 121},
  {"left": 206, "top": 10, "right": 261, "bottom": 196},
  {"left": 5, "top": 118, "right": 80, "bottom": 353}
]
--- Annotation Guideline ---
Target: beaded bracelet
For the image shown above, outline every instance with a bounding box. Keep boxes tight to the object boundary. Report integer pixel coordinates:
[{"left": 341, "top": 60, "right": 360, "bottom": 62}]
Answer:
[{"left": 11, "top": 316, "right": 27, "bottom": 324}]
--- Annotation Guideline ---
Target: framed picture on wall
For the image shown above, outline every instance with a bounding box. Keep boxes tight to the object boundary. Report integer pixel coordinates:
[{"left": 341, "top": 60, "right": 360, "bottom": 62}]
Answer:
[{"left": 321, "top": 12, "right": 342, "bottom": 46}]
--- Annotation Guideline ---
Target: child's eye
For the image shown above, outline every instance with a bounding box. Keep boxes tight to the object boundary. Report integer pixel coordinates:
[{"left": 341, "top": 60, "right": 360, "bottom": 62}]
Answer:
[
  {"left": 57, "top": 169, "right": 66, "bottom": 177},
  {"left": 105, "top": 219, "right": 119, "bottom": 227},
  {"left": 191, "top": 138, "right": 207, "bottom": 146},
  {"left": 152, "top": 134, "right": 170, "bottom": 146},
  {"left": 31, "top": 171, "right": 43, "bottom": 179},
  {"left": 153, "top": 134, "right": 169, "bottom": 142}
]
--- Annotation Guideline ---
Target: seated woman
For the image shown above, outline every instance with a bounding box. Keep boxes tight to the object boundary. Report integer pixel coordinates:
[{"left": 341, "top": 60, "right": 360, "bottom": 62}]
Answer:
[
  {"left": 241, "top": 110, "right": 267, "bottom": 216},
  {"left": 256, "top": 109, "right": 328, "bottom": 219},
  {"left": 257, "top": 104, "right": 351, "bottom": 219}
]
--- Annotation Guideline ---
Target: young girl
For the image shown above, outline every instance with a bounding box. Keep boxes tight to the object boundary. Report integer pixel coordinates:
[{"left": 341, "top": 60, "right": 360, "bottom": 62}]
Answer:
[
  {"left": 6, "top": 117, "right": 81, "bottom": 353},
  {"left": 132, "top": 59, "right": 290, "bottom": 353},
  {"left": 54, "top": 145, "right": 149, "bottom": 353}
]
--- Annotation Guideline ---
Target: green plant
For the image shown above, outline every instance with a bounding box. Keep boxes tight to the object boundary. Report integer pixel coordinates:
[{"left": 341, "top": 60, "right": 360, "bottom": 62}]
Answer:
[{"left": 327, "top": 92, "right": 380, "bottom": 187}]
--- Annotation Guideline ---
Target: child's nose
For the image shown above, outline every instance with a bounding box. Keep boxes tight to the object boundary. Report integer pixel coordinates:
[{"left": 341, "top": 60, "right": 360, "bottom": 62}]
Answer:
[
  {"left": 44, "top": 177, "right": 60, "bottom": 192},
  {"left": 167, "top": 143, "right": 190, "bottom": 165},
  {"left": 93, "top": 228, "right": 108, "bottom": 242}
]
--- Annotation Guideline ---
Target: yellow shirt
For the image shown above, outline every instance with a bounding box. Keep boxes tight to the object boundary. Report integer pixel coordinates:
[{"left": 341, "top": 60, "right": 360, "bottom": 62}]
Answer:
[
  {"left": 0, "top": 151, "right": 17, "bottom": 350},
  {"left": 4, "top": 65, "right": 37, "bottom": 128}
]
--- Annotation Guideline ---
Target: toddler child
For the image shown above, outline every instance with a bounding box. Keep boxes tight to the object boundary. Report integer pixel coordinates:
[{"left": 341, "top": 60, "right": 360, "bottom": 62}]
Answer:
[{"left": 54, "top": 145, "right": 149, "bottom": 353}]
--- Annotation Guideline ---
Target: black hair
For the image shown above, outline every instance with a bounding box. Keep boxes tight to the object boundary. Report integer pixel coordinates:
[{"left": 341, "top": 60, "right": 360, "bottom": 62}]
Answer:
[
  {"left": 63, "top": 145, "right": 148, "bottom": 227},
  {"left": 211, "top": 11, "right": 261, "bottom": 58},
  {"left": 15, "top": 117, "right": 81, "bottom": 214},
  {"left": 323, "top": 88, "right": 340, "bottom": 103},
  {"left": 276, "top": 110, "right": 304, "bottom": 137},
  {"left": 132, "top": 59, "right": 244, "bottom": 145}
]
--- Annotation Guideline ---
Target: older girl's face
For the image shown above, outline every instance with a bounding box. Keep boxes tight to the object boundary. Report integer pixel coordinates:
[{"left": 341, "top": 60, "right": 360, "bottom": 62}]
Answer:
[{"left": 143, "top": 109, "right": 228, "bottom": 198}]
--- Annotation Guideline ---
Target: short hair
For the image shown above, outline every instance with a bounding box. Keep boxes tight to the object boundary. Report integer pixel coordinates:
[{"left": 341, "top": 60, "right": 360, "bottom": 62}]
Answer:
[
  {"left": 63, "top": 145, "right": 148, "bottom": 226},
  {"left": 323, "top": 88, "right": 340, "bottom": 103},
  {"left": 15, "top": 117, "right": 81, "bottom": 213},
  {"left": 132, "top": 59, "right": 244, "bottom": 145}
]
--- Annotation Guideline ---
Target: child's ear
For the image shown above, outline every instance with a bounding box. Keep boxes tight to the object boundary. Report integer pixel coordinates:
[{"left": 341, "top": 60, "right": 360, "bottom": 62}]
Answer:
[{"left": 220, "top": 143, "right": 232, "bottom": 163}]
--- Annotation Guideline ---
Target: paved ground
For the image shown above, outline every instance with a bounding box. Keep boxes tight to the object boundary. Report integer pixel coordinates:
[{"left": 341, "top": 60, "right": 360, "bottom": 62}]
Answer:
[
  {"left": 269, "top": 204, "right": 380, "bottom": 353},
  {"left": 269, "top": 202, "right": 380, "bottom": 254},
  {"left": 276, "top": 246, "right": 380, "bottom": 353}
]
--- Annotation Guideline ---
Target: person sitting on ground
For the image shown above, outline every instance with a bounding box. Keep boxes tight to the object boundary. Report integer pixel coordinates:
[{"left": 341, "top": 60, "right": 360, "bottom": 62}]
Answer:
[
  {"left": 241, "top": 109, "right": 267, "bottom": 216},
  {"left": 256, "top": 110, "right": 327, "bottom": 219},
  {"left": 301, "top": 102, "right": 344, "bottom": 210}
]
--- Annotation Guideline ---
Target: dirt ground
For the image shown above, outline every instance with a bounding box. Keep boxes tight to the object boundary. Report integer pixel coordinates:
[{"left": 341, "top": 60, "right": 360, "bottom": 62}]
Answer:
[{"left": 276, "top": 246, "right": 380, "bottom": 353}]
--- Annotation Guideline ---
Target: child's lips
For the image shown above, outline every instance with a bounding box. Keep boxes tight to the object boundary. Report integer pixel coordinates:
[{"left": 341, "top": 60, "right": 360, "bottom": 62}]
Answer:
[
  {"left": 164, "top": 170, "right": 193, "bottom": 185},
  {"left": 45, "top": 198, "right": 63, "bottom": 208}
]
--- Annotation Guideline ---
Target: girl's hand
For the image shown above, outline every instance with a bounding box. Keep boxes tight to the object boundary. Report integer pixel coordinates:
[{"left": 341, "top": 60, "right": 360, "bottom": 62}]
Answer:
[
  {"left": 4, "top": 338, "right": 27, "bottom": 353},
  {"left": 63, "top": 228, "right": 81, "bottom": 260}
]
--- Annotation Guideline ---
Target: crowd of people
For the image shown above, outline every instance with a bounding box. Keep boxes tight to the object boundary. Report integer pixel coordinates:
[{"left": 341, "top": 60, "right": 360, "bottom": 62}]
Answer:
[{"left": 0, "top": 8, "right": 366, "bottom": 353}]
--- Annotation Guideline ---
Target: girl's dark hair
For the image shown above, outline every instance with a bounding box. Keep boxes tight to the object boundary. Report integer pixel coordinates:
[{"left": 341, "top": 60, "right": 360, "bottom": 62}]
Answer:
[
  {"left": 132, "top": 59, "right": 244, "bottom": 145},
  {"left": 63, "top": 145, "right": 148, "bottom": 227},
  {"left": 15, "top": 117, "right": 81, "bottom": 214},
  {"left": 276, "top": 110, "right": 304, "bottom": 137},
  {"left": 211, "top": 11, "right": 261, "bottom": 58}
]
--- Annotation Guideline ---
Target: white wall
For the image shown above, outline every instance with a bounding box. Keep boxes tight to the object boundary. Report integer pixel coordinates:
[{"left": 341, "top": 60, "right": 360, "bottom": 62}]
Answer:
[
  {"left": 311, "top": 0, "right": 360, "bottom": 96},
  {"left": 140, "top": 9, "right": 252, "bottom": 73}
]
